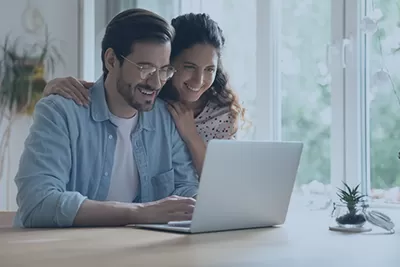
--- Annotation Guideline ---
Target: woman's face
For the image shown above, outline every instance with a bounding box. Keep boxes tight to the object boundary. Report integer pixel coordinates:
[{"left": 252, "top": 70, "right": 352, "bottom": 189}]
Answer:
[{"left": 171, "top": 44, "right": 219, "bottom": 103}]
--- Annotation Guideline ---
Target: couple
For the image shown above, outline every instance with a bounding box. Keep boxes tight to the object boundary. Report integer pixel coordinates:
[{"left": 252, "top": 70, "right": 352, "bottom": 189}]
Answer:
[{"left": 14, "top": 8, "right": 244, "bottom": 228}]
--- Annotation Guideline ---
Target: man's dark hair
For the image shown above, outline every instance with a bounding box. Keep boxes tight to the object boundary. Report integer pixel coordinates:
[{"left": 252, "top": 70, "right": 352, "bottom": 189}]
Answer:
[{"left": 101, "top": 8, "right": 175, "bottom": 78}]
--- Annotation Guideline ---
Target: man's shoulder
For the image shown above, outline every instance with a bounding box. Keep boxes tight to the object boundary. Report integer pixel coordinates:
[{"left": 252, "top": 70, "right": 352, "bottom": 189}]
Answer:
[
  {"left": 36, "top": 95, "right": 87, "bottom": 116},
  {"left": 145, "top": 98, "right": 172, "bottom": 120},
  {"left": 140, "top": 98, "right": 175, "bottom": 134},
  {"left": 34, "top": 95, "right": 90, "bottom": 126},
  {"left": 152, "top": 98, "right": 169, "bottom": 114}
]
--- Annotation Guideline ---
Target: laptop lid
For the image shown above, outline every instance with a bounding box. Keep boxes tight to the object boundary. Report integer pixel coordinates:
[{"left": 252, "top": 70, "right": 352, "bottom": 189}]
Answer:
[{"left": 189, "top": 140, "right": 303, "bottom": 233}]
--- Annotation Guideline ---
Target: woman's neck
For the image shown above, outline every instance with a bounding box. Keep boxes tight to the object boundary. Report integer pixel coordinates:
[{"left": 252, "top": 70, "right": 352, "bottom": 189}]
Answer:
[{"left": 184, "top": 97, "right": 207, "bottom": 117}]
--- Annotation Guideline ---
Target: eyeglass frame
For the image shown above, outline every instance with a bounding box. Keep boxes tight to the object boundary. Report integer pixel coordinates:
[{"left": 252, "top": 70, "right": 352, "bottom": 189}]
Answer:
[{"left": 120, "top": 55, "right": 176, "bottom": 82}]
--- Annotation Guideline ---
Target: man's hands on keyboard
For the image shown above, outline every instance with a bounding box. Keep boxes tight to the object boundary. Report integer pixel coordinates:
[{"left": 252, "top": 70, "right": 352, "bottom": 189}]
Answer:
[{"left": 132, "top": 195, "right": 196, "bottom": 224}]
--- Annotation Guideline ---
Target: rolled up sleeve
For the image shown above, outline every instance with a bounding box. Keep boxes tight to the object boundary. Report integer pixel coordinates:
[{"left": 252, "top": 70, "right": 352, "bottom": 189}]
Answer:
[
  {"left": 170, "top": 125, "right": 199, "bottom": 197},
  {"left": 15, "top": 98, "right": 87, "bottom": 228}
]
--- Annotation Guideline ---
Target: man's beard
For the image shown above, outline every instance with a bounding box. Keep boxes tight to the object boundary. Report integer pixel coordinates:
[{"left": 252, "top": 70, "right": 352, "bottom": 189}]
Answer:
[{"left": 116, "top": 79, "right": 159, "bottom": 112}]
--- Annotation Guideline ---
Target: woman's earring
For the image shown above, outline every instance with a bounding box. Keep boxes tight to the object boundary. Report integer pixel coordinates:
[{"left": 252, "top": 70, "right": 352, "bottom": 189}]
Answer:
[{"left": 211, "top": 87, "right": 217, "bottom": 95}]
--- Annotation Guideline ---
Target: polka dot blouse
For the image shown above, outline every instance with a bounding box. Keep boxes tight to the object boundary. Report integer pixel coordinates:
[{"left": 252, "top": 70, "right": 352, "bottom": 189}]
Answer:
[{"left": 194, "top": 101, "right": 236, "bottom": 143}]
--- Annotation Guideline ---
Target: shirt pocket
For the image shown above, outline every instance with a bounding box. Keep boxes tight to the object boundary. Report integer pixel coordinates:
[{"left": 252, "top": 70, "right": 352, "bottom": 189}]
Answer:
[{"left": 150, "top": 169, "right": 175, "bottom": 200}]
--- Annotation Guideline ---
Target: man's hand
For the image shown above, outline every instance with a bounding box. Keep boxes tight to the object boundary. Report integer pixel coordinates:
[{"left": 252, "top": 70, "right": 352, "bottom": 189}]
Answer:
[
  {"left": 73, "top": 196, "right": 195, "bottom": 227},
  {"left": 132, "top": 195, "right": 196, "bottom": 224}
]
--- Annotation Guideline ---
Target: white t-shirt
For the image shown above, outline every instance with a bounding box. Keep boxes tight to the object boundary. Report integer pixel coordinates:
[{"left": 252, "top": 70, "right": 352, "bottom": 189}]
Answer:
[{"left": 106, "top": 112, "right": 139, "bottom": 203}]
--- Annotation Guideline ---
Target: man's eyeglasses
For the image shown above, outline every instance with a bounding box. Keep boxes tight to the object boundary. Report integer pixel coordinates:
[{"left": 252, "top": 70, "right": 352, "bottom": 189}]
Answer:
[{"left": 121, "top": 55, "right": 176, "bottom": 82}]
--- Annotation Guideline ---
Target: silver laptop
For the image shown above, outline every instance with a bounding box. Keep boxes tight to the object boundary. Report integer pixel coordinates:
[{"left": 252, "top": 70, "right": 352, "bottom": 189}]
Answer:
[{"left": 133, "top": 140, "right": 303, "bottom": 234}]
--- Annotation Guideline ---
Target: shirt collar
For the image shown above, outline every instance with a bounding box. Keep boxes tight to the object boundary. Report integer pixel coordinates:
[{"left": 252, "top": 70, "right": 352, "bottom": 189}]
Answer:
[{"left": 89, "top": 76, "right": 155, "bottom": 131}]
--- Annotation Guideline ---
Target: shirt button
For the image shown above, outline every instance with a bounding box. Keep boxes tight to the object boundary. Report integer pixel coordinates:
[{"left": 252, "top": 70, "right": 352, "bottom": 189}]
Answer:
[
  {"left": 108, "top": 134, "right": 113, "bottom": 139},
  {"left": 104, "top": 172, "right": 108, "bottom": 176}
]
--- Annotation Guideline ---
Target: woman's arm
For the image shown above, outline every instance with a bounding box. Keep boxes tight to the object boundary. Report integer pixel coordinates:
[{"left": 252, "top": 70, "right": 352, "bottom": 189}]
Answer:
[
  {"left": 42, "top": 76, "right": 93, "bottom": 107},
  {"left": 167, "top": 102, "right": 207, "bottom": 176},
  {"left": 167, "top": 102, "right": 236, "bottom": 177},
  {"left": 186, "top": 113, "right": 236, "bottom": 175},
  {"left": 184, "top": 132, "right": 207, "bottom": 176}
]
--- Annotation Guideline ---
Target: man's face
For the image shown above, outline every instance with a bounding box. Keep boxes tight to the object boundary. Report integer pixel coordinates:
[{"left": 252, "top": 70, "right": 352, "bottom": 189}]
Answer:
[{"left": 115, "top": 42, "right": 173, "bottom": 111}]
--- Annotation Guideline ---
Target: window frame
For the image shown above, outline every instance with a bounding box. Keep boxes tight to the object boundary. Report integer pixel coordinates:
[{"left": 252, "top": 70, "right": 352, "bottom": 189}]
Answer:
[
  {"left": 343, "top": 0, "right": 367, "bottom": 192},
  {"left": 330, "top": 0, "right": 349, "bottom": 193},
  {"left": 79, "top": 0, "right": 96, "bottom": 81},
  {"left": 271, "top": 0, "right": 348, "bottom": 194},
  {"left": 339, "top": 0, "right": 365, "bottom": 191},
  {"left": 346, "top": 0, "right": 400, "bottom": 208},
  {"left": 254, "top": 0, "right": 282, "bottom": 141},
  {"left": 234, "top": 0, "right": 351, "bottom": 197},
  {"left": 270, "top": 0, "right": 397, "bottom": 206},
  {"left": 270, "top": 0, "right": 399, "bottom": 206},
  {"left": 328, "top": 0, "right": 398, "bottom": 207}
]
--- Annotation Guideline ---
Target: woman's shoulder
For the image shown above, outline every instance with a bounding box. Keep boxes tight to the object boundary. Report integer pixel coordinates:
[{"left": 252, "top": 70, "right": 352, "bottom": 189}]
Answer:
[
  {"left": 195, "top": 101, "right": 237, "bottom": 142},
  {"left": 195, "top": 101, "right": 232, "bottom": 123}
]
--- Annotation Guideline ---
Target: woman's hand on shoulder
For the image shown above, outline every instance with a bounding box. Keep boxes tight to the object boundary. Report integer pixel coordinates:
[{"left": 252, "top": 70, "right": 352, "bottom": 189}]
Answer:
[
  {"left": 166, "top": 101, "right": 198, "bottom": 142},
  {"left": 43, "top": 76, "right": 93, "bottom": 107}
]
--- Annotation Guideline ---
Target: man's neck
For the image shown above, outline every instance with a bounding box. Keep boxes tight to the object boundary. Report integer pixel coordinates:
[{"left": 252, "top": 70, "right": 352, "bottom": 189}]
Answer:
[{"left": 104, "top": 77, "right": 137, "bottom": 119}]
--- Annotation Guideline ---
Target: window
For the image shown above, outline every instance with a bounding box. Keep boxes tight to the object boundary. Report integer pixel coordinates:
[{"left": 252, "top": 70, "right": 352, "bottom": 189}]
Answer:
[
  {"left": 361, "top": 0, "right": 400, "bottom": 204},
  {"left": 198, "top": 0, "right": 343, "bottom": 209},
  {"left": 134, "top": 0, "right": 181, "bottom": 21},
  {"left": 275, "top": 0, "right": 400, "bottom": 208},
  {"left": 280, "top": 0, "right": 334, "bottom": 209},
  {"left": 81, "top": 0, "right": 400, "bottom": 209}
]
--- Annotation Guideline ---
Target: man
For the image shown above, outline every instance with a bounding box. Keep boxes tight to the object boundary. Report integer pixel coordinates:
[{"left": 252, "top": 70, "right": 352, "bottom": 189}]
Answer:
[{"left": 14, "top": 8, "right": 198, "bottom": 228}]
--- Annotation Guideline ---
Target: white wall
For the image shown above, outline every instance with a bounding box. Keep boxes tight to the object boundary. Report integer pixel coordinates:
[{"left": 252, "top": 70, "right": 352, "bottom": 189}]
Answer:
[{"left": 0, "top": 0, "right": 80, "bottom": 210}]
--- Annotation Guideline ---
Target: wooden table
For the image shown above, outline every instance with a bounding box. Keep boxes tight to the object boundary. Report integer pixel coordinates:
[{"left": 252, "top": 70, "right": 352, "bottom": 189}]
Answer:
[{"left": 1, "top": 209, "right": 399, "bottom": 267}]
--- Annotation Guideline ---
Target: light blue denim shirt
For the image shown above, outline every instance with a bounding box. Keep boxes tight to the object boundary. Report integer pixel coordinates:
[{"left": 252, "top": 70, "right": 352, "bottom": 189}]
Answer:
[{"left": 14, "top": 77, "right": 199, "bottom": 228}]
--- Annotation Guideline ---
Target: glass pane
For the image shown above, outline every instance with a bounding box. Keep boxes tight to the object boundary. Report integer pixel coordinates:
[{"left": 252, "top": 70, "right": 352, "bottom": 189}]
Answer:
[
  {"left": 365, "top": 0, "right": 400, "bottom": 204},
  {"left": 199, "top": 0, "right": 258, "bottom": 140},
  {"left": 135, "top": 0, "right": 181, "bottom": 21},
  {"left": 280, "top": 0, "right": 332, "bottom": 208}
]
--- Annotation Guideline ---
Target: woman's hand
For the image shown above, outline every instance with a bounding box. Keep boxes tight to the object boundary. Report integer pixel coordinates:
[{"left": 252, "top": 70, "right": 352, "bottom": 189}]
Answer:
[
  {"left": 43, "top": 76, "right": 93, "bottom": 107},
  {"left": 167, "top": 102, "right": 198, "bottom": 142},
  {"left": 167, "top": 101, "right": 206, "bottom": 175}
]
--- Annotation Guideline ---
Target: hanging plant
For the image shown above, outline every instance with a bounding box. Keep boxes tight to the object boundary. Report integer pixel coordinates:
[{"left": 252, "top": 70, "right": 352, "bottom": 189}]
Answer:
[
  {"left": 0, "top": 26, "right": 63, "bottom": 115},
  {"left": 0, "top": 25, "right": 64, "bottom": 183}
]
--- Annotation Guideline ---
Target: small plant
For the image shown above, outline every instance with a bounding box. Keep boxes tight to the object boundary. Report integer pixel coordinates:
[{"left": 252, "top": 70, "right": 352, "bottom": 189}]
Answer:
[{"left": 335, "top": 182, "right": 366, "bottom": 226}]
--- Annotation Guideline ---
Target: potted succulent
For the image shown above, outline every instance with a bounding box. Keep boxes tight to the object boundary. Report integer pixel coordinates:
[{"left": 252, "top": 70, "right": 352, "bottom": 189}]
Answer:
[{"left": 334, "top": 182, "right": 367, "bottom": 227}]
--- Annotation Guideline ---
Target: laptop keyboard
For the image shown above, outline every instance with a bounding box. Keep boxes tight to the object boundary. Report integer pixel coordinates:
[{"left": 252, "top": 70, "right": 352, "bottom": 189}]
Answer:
[{"left": 167, "top": 220, "right": 192, "bottom": 227}]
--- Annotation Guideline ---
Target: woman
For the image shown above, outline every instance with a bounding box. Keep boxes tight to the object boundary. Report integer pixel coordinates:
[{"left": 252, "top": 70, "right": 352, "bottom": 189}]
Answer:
[{"left": 43, "top": 13, "right": 245, "bottom": 175}]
